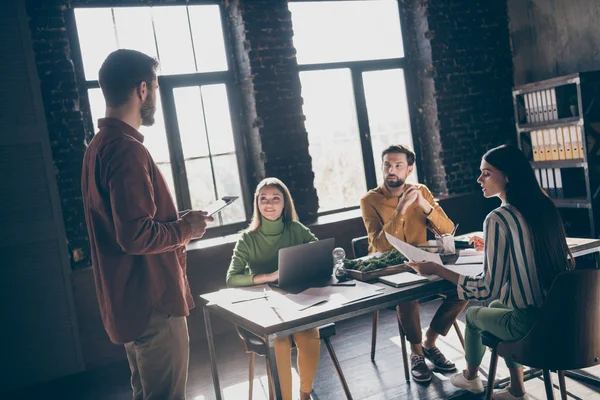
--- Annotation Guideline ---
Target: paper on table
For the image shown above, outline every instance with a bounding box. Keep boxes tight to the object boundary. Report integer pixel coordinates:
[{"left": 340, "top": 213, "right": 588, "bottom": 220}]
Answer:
[
  {"left": 442, "top": 263, "right": 484, "bottom": 277},
  {"left": 203, "top": 286, "right": 272, "bottom": 305},
  {"left": 301, "top": 282, "right": 382, "bottom": 306},
  {"left": 385, "top": 232, "right": 443, "bottom": 264},
  {"left": 459, "top": 248, "right": 484, "bottom": 257},
  {"left": 455, "top": 254, "right": 484, "bottom": 264},
  {"left": 277, "top": 292, "right": 329, "bottom": 311}
]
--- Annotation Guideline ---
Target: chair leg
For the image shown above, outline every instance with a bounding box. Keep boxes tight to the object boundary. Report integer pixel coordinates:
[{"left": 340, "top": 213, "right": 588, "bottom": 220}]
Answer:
[
  {"left": 396, "top": 306, "right": 410, "bottom": 382},
  {"left": 371, "top": 311, "right": 378, "bottom": 362},
  {"left": 543, "top": 369, "right": 556, "bottom": 400},
  {"left": 557, "top": 370, "right": 567, "bottom": 400},
  {"left": 266, "top": 357, "right": 275, "bottom": 400},
  {"left": 248, "top": 352, "right": 255, "bottom": 400},
  {"left": 453, "top": 321, "right": 466, "bottom": 350},
  {"left": 323, "top": 337, "right": 353, "bottom": 400},
  {"left": 485, "top": 348, "right": 499, "bottom": 400}
]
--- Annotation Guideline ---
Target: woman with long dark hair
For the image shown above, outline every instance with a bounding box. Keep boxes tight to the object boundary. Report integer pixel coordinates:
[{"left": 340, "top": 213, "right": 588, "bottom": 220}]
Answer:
[
  {"left": 409, "top": 145, "right": 573, "bottom": 400},
  {"left": 226, "top": 177, "right": 320, "bottom": 400}
]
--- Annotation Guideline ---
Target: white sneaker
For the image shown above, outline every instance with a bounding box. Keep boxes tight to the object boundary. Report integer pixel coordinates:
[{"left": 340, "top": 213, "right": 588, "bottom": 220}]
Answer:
[
  {"left": 450, "top": 371, "right": 485, "bottom": 394},
  {"left": 492, "top": 388, "right": 530, "bottom": 399}
]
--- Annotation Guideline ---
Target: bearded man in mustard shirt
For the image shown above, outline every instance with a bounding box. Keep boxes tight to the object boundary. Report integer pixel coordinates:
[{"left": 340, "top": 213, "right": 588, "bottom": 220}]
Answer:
[{"left": 360, "top": 144, "right": 468, "bottom": 383}]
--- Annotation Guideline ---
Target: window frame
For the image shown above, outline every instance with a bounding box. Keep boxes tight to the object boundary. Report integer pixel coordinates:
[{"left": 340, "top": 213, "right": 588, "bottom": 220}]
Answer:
[
  {"left": 68, "top": 2, "right": 253, "bottom": 240},
  {"left": 291, "top": 0, "right": 422, "bottom": 216}
]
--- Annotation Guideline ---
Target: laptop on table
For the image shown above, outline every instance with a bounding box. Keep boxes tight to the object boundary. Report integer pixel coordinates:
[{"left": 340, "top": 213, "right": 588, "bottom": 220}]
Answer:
[{"left": 271, "top": 238, "right": 336, "bottom": 294}]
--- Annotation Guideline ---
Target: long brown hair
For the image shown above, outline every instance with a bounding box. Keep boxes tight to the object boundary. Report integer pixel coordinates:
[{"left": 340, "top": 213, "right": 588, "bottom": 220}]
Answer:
[
  {"left": 483, "top": 145, "right": 574, "bottom": 290},
  {"left": 247, "top": 177, "right": 299, "bottom": 232}
]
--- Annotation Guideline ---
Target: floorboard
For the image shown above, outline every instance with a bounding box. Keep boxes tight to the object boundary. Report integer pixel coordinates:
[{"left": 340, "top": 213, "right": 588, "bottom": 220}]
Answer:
[{"left": 4, "top": 300, "right": 600, "bottom": 399}]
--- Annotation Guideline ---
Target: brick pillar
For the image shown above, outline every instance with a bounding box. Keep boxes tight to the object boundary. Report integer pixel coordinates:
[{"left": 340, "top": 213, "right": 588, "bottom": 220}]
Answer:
[
  {"left": 26, "top": 0, "right": 90, "bottom": 268},
  {"left": 401, "top": 0, "right": 515, "bottom": 196},
  {"left": 226, "top": 0, "right": 319, "bottom": 220}
]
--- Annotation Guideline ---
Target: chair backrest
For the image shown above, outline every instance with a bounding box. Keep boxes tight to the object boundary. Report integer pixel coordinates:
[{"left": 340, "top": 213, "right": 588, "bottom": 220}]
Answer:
[
  {"left": 498, "top": 269, "right": 600, "bottom": 370},
  {"left": 351, "top": 236, "right": 369, "bottom": 259}
]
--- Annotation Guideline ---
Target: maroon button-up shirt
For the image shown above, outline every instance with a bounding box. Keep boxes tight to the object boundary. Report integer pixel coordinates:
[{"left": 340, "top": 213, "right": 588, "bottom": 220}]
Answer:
[{"left": 81, "top": 118, "right": 193, "bottom": 344}]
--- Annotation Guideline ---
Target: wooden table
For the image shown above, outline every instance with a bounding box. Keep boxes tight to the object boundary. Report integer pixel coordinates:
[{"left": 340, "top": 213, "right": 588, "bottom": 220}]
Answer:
[{"left": 200, "top": 235, "right": 600, "bottom": 400}]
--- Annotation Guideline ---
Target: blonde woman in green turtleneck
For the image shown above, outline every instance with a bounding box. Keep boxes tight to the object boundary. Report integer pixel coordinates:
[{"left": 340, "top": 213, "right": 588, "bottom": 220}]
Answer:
[{"left": 226, "top": 178, "right": 319, "bottom": 400}]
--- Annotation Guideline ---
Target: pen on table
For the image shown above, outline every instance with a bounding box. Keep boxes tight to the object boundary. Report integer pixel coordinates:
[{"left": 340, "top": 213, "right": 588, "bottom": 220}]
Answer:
[
  {"left": 328, "top": 282, "right": 356, "bottom": 287},
  {"left": 451, "top": 223, "right": 460, "bottom": 236}
]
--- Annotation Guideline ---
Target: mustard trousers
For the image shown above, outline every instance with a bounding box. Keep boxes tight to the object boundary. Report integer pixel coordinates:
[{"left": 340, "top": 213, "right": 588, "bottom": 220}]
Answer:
[{"left": 273, "top": 328, "right": 320, "bottom": 400}]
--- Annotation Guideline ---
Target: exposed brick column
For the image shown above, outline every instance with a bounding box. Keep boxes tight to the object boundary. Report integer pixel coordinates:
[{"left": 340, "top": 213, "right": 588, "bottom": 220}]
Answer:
[
  {"left": 227, "top": 0, "right": 319, "bottom": 220},
  {"left": 401, "top": 0, "right": 515, "bottom": 196},
  {"left": 26, "top": 0, "right": 90, "bottom": 268}
]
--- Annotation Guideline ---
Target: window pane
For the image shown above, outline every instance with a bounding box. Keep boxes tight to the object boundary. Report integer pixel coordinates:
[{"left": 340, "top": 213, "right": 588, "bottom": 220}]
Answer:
[
  {"left": 113, "top": 7, "right": 158, "bottom": 59},
  {"left": 87, "top": 88, "right": 105, "bottom": 133},
  {"left": 139, "top": 91, "right": 170, "bottom": 164},
  {"left": 185, "top": 158, "right": 219, "bottom": 227},
  {"left": 300, "top": 69, "right": 366, "bottom": 212},
  {"left": 188, "top": 5, "right": 228, "bottom": 72},
  {"left": 173, "top": 87, "right": 210, "bottom": 159},
  {"left": 74, "top": 8, "right": 118, "bottom": 80},
  {"left": 152, "top": 6, "right": 196, "bottom": 74},
  {"left": 212, "top": 155, "right": 246, "bottom": 225},
  {"left": 363, "top": 69, "right": 417, "bottom": 185},
  {"left": 156, "top": 162, "right": 177, "bottom": 208},
  {"left": 201, "top": 85, "right": 235, "bottom": 155},
  {"left": 290, "top": 0, "right": 403, "bottom": 64}
]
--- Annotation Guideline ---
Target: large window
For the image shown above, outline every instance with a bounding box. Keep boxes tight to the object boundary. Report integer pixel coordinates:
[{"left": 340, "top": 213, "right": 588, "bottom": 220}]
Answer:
[
  {"left": 290, "top": 0, "right": 417, "bottom": 214},
  {"left": 73, "top": 5, "right": 248, "bottom": 237}
]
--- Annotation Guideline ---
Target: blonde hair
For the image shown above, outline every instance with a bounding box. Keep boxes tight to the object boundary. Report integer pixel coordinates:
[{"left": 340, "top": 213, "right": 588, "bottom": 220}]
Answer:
[{"left": 247, "top": 177, "right": 299, "bottom": 232}]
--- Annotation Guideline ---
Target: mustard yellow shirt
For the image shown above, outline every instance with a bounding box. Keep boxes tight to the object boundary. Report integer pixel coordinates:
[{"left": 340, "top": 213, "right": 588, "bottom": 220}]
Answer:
[{"left": 360, "top": 183, "right": 454, "bottom": 254}]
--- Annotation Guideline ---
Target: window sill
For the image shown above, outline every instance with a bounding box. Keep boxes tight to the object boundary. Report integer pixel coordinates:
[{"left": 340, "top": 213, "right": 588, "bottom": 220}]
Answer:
[{"left": 185, "top": 208, "right": 363, "bottom": 252}]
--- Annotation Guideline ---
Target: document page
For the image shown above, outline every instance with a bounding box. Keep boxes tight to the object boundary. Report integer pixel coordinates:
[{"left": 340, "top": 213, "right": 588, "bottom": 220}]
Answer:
[
  {"left": 385, "top": 232, "right": 443, "bottom": 264},
  {"left": 455, "top": 254, "right": 484, "bottom": 264}
]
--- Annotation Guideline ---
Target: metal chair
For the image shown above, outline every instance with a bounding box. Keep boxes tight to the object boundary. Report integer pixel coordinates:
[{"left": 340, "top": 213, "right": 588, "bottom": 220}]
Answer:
[
  {"left": 235, "top": 323, "right": 353, "bottom": 400},
  {"left": 351, "top": 235, "right": 465, "bottom": 381},
  {"left": 482, "top": 269, "right": 600, "bottom": 400}
]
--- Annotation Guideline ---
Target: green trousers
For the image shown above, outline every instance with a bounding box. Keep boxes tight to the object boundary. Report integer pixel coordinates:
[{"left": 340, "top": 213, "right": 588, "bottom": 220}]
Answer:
[{"left": 465, "top": 300, "right": 539, "bottom": 369}]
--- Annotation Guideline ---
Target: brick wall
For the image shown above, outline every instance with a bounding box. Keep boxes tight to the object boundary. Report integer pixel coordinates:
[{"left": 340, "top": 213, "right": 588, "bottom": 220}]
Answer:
[
  {"left": 26, "top": 0, "right": 90, "bottom": 268},
  {"left": 228, "top": 0, "right": 319, "bottom": 220},
  {"left": 402, "top": 0, "right": 516, "bottom": 195}
]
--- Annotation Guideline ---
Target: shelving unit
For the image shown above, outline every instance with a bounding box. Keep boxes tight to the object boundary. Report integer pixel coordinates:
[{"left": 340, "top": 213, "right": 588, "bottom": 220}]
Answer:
[{"left": 513, "top": 71, "right": 600, "bottom": 238}]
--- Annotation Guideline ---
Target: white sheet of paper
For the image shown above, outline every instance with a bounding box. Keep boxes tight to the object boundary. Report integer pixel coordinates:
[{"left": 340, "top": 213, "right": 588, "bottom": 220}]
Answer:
[
  {"left": 385, "top": 232, "right": 443, "bottom": 264},
  {"left": 278, "top": 292, "right": 329, "bottom": 311},
  {"left": 203, "top": 286, "right": 272, "bottom": 305},
  {"left": 442, "top": 263, "right": 484, "bottom": 277},
  {"left": 378, "top": 272, "right": 429, "bottom": 287},
  {"left": 456, "top": 254, "right": 484, "bottom": 264},
  {"left": 300, "top": 283, "right": 382, "bottom": 306},
  {"left": 459, "top": 248, "right": 484, "bottom": 257}
]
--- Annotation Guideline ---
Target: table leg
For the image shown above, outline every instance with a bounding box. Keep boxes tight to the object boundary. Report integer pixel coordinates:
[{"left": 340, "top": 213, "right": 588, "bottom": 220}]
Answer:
[
  {"left": 266, "top": 335, "right": 283, "bottom": 399},
  {"left": 203, "top": 307, "right": 222, "bottom": 400}
]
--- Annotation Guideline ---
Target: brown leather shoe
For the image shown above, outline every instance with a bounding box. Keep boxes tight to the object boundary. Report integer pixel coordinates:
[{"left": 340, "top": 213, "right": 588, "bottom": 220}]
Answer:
[
  {"left": 423, "top": 345, "right": 456, "bottom": 371},
  {"left": 410, "top": 354, "right": 432, "bottom": 382}
]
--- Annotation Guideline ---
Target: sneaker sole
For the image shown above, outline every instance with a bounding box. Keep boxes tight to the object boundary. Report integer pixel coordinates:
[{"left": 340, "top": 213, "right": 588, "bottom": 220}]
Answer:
[
  {"left": 433, "top": 364, "right": 457, "bottom": 372},
  {"left": 411, "top": 373, "right": 433, "bottom": 383}
]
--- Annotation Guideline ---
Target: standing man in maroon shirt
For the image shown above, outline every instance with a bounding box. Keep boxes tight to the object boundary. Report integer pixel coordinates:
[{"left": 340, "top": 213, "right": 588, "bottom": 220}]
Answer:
[{"left": 81, "top": 49, "right": 212, "bottom": 400}]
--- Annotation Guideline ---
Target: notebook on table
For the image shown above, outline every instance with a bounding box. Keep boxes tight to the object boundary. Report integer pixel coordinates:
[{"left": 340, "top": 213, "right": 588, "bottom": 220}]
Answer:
[{"left": 378, "top": 272, "right": 429, "bottom": 288}]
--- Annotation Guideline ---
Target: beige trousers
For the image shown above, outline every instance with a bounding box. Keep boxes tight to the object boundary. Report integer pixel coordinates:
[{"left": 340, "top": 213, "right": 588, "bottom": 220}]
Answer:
[{"left": 124, "top": 309, "right": 189, "bottom": 400}]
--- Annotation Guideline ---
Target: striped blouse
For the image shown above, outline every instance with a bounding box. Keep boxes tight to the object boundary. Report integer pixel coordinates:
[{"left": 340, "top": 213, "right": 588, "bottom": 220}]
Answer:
[{"left": 457, "top": 204, "right": 545, "bottom": 309}]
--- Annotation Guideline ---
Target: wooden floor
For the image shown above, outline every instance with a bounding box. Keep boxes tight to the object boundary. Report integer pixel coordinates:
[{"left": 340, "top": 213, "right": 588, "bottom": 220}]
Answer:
[{"left": 6, "top": 300, "right": 600, "bottom": 400}]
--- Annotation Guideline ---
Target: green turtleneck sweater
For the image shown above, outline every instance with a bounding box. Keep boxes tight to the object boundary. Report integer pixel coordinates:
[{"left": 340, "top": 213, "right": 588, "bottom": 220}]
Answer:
[{"left": 226, "top": 217, "right": 318, "bottom": 287}]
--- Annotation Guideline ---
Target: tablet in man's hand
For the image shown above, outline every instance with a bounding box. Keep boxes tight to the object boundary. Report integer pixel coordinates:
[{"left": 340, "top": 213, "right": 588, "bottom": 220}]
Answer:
[{"left": 204, "top": 196, "right": 239, "bottom": 216}]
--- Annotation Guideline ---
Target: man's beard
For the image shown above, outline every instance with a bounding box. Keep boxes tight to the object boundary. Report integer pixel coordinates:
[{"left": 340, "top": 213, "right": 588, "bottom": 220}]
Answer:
[
  {"left": 140, "top": 92, "right": 156, "bottom": 127},
  {"left": 385, "top": 176, "right": 405, "bottom": 188}
]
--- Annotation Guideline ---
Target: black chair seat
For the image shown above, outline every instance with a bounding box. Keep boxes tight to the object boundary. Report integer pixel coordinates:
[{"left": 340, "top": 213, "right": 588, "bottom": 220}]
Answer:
[
  {"left": 237, "top": 323, "right": 337, "bottom": 356},
  {"left": 481, "top": 331, "right": 502, "bottom": 349}
]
